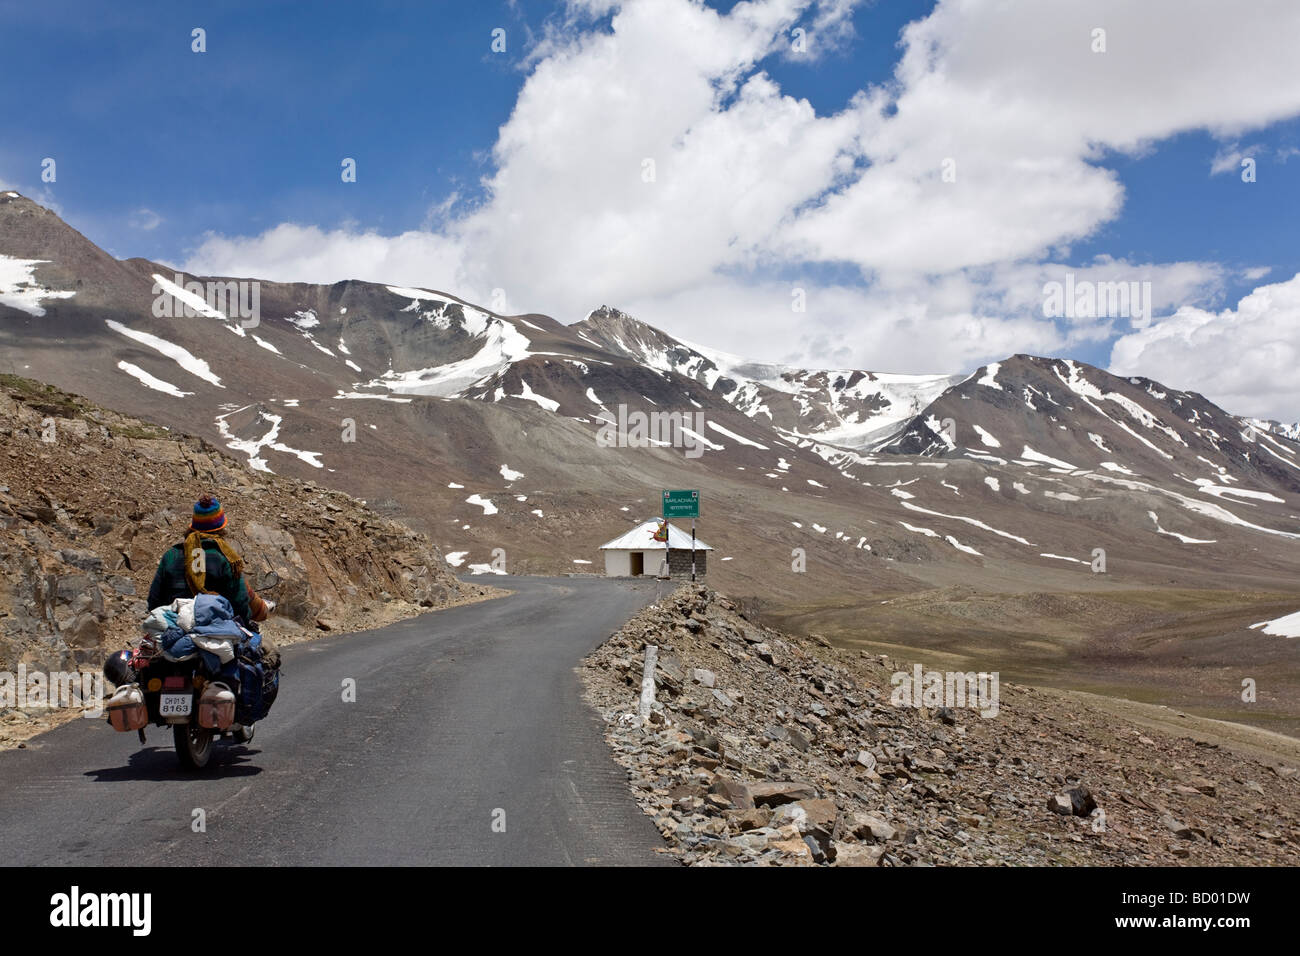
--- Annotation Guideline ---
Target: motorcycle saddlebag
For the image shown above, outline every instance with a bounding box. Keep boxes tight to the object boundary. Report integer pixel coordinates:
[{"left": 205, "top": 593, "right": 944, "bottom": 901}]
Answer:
[
  {"left": 106, "top": 683, "right": 148, "bottom": 732},
  {"left": 197, "top": 681, "right": 236, "bottom": 730}
]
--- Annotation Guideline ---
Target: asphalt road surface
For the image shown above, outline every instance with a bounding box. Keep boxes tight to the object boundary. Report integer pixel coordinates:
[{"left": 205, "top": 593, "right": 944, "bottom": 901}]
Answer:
[{"left": 0, "top": 576, "right": 678, "bottom": 866}]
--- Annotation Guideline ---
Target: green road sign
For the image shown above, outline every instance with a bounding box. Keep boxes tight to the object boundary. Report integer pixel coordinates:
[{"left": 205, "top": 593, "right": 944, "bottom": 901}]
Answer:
[{"left": 662, "top": 489, "right": 700, "bottom": 519}]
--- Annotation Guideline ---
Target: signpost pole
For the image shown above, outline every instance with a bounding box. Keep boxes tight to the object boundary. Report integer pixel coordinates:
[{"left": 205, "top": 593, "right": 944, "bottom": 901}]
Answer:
[{"left": 691, "top": 518, "right": 697, "bottom": 582}]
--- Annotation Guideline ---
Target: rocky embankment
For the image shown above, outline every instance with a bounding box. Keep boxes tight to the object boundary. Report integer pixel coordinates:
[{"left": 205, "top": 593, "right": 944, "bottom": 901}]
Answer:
[
  {"left": 583, "top": 585, "right": 1300, "bottom": 866},
  {"left": 0, "top": 375, "right": 493, "bottom": 742}
]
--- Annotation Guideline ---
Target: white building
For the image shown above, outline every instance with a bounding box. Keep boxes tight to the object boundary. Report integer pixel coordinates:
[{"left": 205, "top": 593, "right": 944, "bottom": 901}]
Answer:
[{"left": 598, "top": 519, "right": 713, "bottom": 578}]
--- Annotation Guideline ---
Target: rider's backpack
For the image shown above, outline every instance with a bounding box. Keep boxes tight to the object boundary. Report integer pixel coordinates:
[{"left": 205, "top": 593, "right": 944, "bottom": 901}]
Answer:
[{"left": 228, "top": 636, "right": 280, "bottom": 725}]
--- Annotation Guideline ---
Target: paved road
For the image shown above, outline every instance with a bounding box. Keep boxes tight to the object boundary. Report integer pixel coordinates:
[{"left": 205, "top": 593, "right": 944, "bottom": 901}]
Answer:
[{"left": 0, "top": 576, "right": 676, "bottom": 866}]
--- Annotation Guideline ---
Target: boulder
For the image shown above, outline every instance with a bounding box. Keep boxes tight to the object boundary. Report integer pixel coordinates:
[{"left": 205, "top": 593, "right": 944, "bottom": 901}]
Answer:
[
  {"left": 59, "top": 549, "right": 103, "bottom": 572},
  {"left": 750, "top": 781, "right": 818, "bottom": 808},
  {"left": 1048, "top": 794, "right": 1073, "bottom": 816},
  {"left": 709, "top": 777, "right": 755, "bottom": 810},
  {"left": 833, "top": 842, "right": 885, "bottom": 866},
  {"left": 847, "top": 811, "right": 897, "bottom": 843},
  {"left": 769, "top": 798, "right": 839, "bottom": 856},
  {"left": 63, "top": 612, "right": 101, "bottom": 649},
  {"left": 1048, "top": 785, "right": 1096, "bottom": 817},
  {"left": 724, "top": 808, "right": 769, "bottom": 830}
]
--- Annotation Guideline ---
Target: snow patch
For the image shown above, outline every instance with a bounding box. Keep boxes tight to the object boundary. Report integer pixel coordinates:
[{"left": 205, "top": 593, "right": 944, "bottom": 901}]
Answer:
[
  {"left": 214, "top": 406, "right": 323, "bottom": 473},
  {"left": 1040, "top": 553, "right": 1087, "bottom": 565},
  {"left": 707, "top": 420, "right": 769, "bottom": 449},
  {"left": 0, "top": 256, "right": 76, "bottom": 316},
  {"left": 251, "top": 334, "right": 281, "bottom": 355},
  {"left": 1020, "top": 445, "right": 1077, "bottom": 470},
  {"left": 116, "top": 361, "right": 192, "bottom": 398},
  {"left": 511, "top": 379, "right": 559, "bottom": 412},
  {"left": 1147, "top": 510, "right": 1217, "bottom": 544},
  {"left": 106, "top": 320, "right": 223, "bottom": 388},
  {"left": 975, "top": 363, "right": 1002, "bottom": 390},
  {"left": 1249, "top": 611, "right": 1300, "bottom": 638},
  {"left": 972, "top": 424, "right": 1001, "bottom": 448},
  {"left": 945, "top": 535, "right": 982, "bottom": 556},
  {"left": 899, "top": 521, "right": 938, "bottom": 537},
  {"left": 900, "top": 501, "right": 1034, "bottom": 546}
]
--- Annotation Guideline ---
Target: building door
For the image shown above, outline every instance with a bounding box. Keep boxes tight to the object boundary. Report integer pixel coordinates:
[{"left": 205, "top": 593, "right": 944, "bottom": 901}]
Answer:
[{"left": 630, "top": 552, "right": 644, "bottom": 576}]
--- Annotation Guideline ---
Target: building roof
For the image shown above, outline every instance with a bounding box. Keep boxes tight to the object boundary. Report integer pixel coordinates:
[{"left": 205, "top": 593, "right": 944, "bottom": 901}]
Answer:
[{"left": 599, "top": 519, "right": 714, "bottom": 551}]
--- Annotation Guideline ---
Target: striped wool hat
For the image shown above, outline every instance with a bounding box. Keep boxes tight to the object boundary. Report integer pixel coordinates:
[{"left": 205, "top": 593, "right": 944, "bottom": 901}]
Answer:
[{"left": 190, "top": 494, "right": 227, "bottom": 533}]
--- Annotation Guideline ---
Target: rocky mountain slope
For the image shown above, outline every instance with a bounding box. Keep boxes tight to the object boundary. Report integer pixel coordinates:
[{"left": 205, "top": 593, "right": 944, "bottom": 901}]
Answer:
[
  {"left": 0, "top": 373, "right": 487, "bottom": 741},
  {"left": 584, "top": 585, "right": 1300, "bottom": 866}
]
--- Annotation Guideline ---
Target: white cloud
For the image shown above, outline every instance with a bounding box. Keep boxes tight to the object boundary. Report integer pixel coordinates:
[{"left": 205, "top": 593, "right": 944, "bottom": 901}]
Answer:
[
  {"left": 1210, "top": 142, "right": 1250, "bottom": 176},
  {"left": 128, "top": 208, "right": 162, "bottom": 231},
  {"left": 183, "top": 0, "right": 1300, "bottom": 390},
  {"left": 1210, "top": 141, "right": 1300, "bottom": 177},
  {"left": 186, "top": 222, "right": 469, "bottom": 297},
  {"left": 1110, "top": 272, "right": 1300, "bottom": 421}
]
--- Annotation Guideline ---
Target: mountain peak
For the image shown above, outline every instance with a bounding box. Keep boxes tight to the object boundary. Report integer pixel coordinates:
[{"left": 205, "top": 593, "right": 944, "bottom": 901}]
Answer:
[{"left": 583, "top": 304, "right": 635, "bottom": 322}]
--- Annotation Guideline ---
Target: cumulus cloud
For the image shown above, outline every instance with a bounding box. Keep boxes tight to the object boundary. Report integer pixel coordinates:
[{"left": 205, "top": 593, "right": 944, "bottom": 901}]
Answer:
[
  {"left": 184, "top": 0, "right": 1300, "bottom": 393},
  {"left": 1110, "top": 272, "right": 1300, "bottom": 421}
]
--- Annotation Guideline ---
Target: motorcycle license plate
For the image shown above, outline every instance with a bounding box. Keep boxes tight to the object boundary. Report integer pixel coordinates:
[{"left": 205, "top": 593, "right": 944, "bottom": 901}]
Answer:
[{"left": 159, "top": 693, "right": 191, "bottom": 717}]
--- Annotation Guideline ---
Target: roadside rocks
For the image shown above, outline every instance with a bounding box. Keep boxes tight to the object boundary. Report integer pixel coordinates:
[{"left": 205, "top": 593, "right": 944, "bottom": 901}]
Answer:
[{"left": 581, "top": 583, "right": 1300, "bottom": 867}]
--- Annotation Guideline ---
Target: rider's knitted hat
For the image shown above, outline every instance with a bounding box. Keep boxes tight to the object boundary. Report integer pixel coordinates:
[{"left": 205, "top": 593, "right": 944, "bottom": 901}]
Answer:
[{"left": 190, "top": 494, "right": 227, "bottom": 533}]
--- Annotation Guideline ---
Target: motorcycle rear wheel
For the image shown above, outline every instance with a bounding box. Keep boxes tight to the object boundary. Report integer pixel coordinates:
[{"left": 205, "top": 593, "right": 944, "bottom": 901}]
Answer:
[{"left": 174, "top": 723, "right": 214, "bottom": 770}]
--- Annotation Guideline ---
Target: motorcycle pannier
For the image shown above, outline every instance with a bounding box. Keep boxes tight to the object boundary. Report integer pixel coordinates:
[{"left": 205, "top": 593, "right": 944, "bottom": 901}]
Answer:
[
  {"left": 106, "top": 684, "right": 148, "bottom": 732},
  {"left": 197, "top": 682, "right": 236, "bottom": 730}
]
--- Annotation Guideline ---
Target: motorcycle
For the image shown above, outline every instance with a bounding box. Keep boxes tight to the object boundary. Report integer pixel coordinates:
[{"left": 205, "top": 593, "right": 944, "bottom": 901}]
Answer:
[{"left": 104, "top": 618, "right": 278, "bottom": 771}]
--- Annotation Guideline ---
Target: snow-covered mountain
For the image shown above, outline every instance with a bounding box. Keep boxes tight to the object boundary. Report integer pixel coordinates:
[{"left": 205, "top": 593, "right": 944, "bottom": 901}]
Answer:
[
  {"left": 875, "top": 355, "right": 1300, "bottom": 495},
  {"left": 3, "top": 191, "right": 1299, "bottom": 613},
  {"left": 572, "top": 305, "right": 964, "bottom": 449}
]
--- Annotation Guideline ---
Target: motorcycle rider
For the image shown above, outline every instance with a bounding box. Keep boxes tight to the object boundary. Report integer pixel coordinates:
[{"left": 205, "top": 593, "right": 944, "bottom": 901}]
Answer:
[{"left": 146, "top": 494, "right": 271, "bottom": 625}]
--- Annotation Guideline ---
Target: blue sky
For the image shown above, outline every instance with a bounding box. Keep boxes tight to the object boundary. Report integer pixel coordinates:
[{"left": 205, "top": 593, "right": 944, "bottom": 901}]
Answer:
[{"left": 2, "top": 0, "right": 1299, "bottom": 416}]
